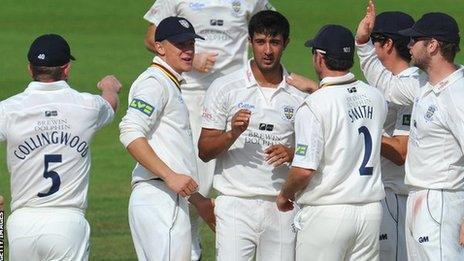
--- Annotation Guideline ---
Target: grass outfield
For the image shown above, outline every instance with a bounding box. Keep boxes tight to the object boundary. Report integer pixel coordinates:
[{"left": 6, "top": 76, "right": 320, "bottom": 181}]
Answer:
[{"left": 1, "top": 0, "right": 463, "bottom": 260}]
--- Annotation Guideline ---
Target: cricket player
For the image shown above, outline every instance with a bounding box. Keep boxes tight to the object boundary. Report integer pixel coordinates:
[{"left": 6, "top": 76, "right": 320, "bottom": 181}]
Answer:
[
  {"left": 356, "top": 11, "right": 416, "bottom": 261},
  {"left": 1, "top": 34, "right": 121, "bottom": 260},
  {"left": 143, "top": 2, "right": 274, "bottom": 258},
  {"left": 356, "top": 2, "right": 464, "bottom": 260},
  {"left": 198, "top": 10, "right": 306, "bottom": 261},
  {"left": 277, "top": 24, "right": 387, "bottom": 261},
  {"left": 119, "top": 17, "right": 215, "bottom": 261}
]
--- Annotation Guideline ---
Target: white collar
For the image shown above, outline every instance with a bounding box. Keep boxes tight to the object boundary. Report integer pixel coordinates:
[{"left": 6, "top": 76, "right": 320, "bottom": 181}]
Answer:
[
  {"left": 25, "top": 80, "right": 71, "bottom": 92},
  {"left": 152, "top": 56, "right": 184, "bottom": 83},
  {"left": 428, "top": 65, "right": 464, "bottom": 94},
  {"left": 244, "top": 59, "right": 290, "bottom": 91},
  {"left": 319, "top": 72, "right": 356, "bottom": 87}
]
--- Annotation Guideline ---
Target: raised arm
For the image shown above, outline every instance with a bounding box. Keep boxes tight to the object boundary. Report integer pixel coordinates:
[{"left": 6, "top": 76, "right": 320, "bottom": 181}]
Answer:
[{"left": 355, "top": 0, "right": 420, "bottom": 106}]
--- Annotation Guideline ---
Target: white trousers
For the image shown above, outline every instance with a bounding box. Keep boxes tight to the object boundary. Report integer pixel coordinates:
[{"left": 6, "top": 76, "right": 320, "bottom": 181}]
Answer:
[
  {"left": 379, "top": 189, "right": 407, "bottom": 261},
  {"left": 215, "top": 195, "right": 297, "bottom": 261},
  {"left": 295, "top": 202, "right": 382, "bottom": 261},
  {"left": 405, "top": 189, "right": 464, "bottom": 261},
  {"left": 7, "top": 207, "right": 90, "bottom": 261},
  {"left": 129, "top": 180, "right": 191, "bottom": 261},
  {"left": 182, "top": 88, "right": 216, "bottom": 260}
]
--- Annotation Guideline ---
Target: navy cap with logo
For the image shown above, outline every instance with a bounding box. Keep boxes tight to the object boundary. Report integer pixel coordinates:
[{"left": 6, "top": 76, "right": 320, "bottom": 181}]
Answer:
[
  {"left": 155, "top": 16, "right": 205, "bottom": 43},
  {"left": 373, "top": 12, "right": 414, "bottom": 40},
  {"left": 398, "top": 12, "right": 460, "bottom": 44},
  {"left": 27, "top": 34, "right": 75, "bottom": 67},
  {"left": 305, "top": 24, "right": 354, "bottom": 60}
]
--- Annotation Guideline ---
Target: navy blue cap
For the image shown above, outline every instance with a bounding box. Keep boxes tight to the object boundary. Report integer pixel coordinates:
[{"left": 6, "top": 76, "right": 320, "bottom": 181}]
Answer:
[
  {"left": 399, "top": 12, "right": 460, "bottom": 44},
  {"left": 305, "top": 24, "right": 354, "bottom": 60},
  {"left": 155, "top": 16, "right": 204, "bottom": 43},
  {"left": 373, "top": 12, "right": 414, "bottom": 39},
  {"left": 28, "top": 34, "right": 75, "bottom": 67}
]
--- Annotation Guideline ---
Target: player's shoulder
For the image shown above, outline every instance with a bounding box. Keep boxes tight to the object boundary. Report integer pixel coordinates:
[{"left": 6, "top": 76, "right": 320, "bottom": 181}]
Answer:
[
  {"left": 208, "top": 68, "right": 247, "bottom": 94},
  {"left": 131, "top": 67, "right": 169, "bottom": 92},
  {"left": 284, "top": 83, "right": 309, "bottom": 101},
  {"left": 0, "top": 91, "right": 29, "bottom": 113}
]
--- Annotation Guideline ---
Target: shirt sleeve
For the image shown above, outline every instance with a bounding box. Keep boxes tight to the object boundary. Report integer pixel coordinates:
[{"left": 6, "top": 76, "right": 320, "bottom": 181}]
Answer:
[
  {"left": 292, "top": 101, "right": 324, "bottom": 170},
  {"left": 443, "top": 87, "right": 464, "bottom": 153},
  {"left": 201, "top": 82, "right": 228, "bottom": 131},
  {"left": 392, "top": 105, "right": 412, "bottom": 136},
  {"left": 251, "top": 0, "right": 275, "bottom": 15},
  {"left": 0, "top": 102, "right": 7, "bottom": 142},
  {"left": 356, "top": 41, "right": 420, "bottom": 106},
  {"left": 143, "top": 0, "right": 178, "bottom": 25},
  {"left": 93, "top": 96, "right": 115, "bottom": 130},
  {"left": 119, "top": 77, "right": 167, "bottom": 147}
]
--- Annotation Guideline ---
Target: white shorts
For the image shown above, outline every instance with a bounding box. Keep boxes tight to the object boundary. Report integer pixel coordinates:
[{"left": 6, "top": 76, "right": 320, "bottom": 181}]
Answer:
[
  {"left": 7, "top": 207, "right": 90, "bottom": 261},
  {"left": 379, "top": 189, "right": 407, "bottom": 261},
  {"left": 295, "top": 202, "right": 382, "bottom": 261},
  {"left": 405, "top": 189, "right": 464, "bottom": 261},
  {"left": 215, "top": 195, "right": 296, "bottom": 261},
  {"left": 128, "top": 180, "right": 191, "bottom": 261}
]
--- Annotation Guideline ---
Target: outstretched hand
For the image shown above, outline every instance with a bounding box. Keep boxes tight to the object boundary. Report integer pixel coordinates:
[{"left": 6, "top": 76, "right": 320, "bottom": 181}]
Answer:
[{"left": 355, "top": 0, "right": 376, "bottom": 45}]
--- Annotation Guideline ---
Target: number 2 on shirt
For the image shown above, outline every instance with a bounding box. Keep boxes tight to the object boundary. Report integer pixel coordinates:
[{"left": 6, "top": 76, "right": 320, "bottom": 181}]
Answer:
[
  {"left": 358, "top": 126, "right": 373, "bottom": 176},
  {"left": 37, "top": 154, "right": 62, "bottom": 197}
]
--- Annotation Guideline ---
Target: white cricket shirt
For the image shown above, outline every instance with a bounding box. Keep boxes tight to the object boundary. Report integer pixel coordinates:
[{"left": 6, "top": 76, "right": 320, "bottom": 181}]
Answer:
[
  {"left": 293, "top": 73, "right": 387, "bottom": 205},
  {"left": 119, "top": 56, "right": 198, "bottom": 185},
  {"left": 202, "top": 60, "right": 306, "bottom": 197},
  {"left": 0, "top": 81, "right": 114, "bottom": 212},
  {"left": 358, "top": 41, "right": 464, "bottom": 191},
  {"left": 144, "top": 0, "right": 274, "bottom": 90}
]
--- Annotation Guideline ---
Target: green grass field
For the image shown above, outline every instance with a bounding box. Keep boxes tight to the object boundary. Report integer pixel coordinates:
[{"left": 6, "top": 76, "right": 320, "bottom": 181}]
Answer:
[{"left": 1, "top": 0, "right": 464, "bottom": 260}]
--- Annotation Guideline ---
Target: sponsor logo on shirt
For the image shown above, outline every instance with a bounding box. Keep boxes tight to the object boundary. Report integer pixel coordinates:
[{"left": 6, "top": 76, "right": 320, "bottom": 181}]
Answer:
[
  {"left": 424, "top": 105, "right": 437, "bottom": 122},
  {"left": 402, "top": 114, "right": 411, "bottom": 126},
  {"left": 295, "top": 144, "right": 308, "bottom": 156},
  {"left": 199, "top": 29, "right": 233, "bottom": 41},
  {"left": 189, "top": 2, "right": 206, "bottom": 11},
  {"left": 281, "top": 105, "right": 295, "bottom": 121},
  {"left": 210, "top": 19, "right": 224, "bottom": 26},
  {"left": 129, "top": 99, "right": 155, "bottom": 116},
  {"left": 347, "top": 86, "right": 357, "bottom": 93},
  {"left": 237, "top": 102, "right": 255, "bottom": 110},
  {"left": 258, "top": 123, "right": 274, "bottom": 131},
  {"left": 379, "top": 234, "right": 388, "bottom": 241},
  {"left": 202, "top": 108, "right": 213, "bottom": 120},
  {"left": 45, "top": 110, "right": 58, "bottom": 117},
  {"left": 418, "top": 236, "right": 429, "bottom": 243}
]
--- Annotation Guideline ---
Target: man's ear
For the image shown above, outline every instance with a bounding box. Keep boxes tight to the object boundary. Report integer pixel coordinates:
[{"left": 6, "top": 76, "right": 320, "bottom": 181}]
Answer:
[{"left": 154, "top": 41, "right": 166, "bottom": 56}]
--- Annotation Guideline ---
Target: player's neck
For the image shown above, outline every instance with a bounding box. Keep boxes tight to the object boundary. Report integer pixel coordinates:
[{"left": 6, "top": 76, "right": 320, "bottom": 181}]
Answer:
[
  {"left": 319, "top": 70, "right": 349, "bottom": 80},
  {"left": 383, "top": 58, "right": 409, "bottom": 76},
  {"left": 251, "top": 61, "right": 283, "bottom": 87},
  {"left": 427, "top": 60, "right": 459, "bottom": 86}
]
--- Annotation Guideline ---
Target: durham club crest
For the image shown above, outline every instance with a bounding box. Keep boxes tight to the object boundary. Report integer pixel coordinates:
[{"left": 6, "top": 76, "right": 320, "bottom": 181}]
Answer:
[{"left": 282, "top": 105, "right": 295, "bottom": 121}]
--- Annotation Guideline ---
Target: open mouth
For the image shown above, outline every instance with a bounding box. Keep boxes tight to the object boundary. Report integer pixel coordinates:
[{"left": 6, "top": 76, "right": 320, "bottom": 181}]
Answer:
[{"left": 181, "top": 57, "right": 192, "bottom": 62}]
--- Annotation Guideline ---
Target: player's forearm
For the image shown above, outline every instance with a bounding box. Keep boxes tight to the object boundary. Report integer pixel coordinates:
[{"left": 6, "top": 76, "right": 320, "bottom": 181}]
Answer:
[
  {"left": 198, "top": 130, "right": 239, "bottom": 162},
  {"left": 101, "top": 90, "right": 119, "bottom": 111},
  {"left": 145, "top": 24, "right": 157, "bottom": 53},
  {"left": 381, "top": 135, "right": 408, "bottom": 166},
  {"left": 126, "top": 137, "right": 175, "bottom": 179},
  {"left": 280, "top": 167, "right": 315, "bottom": 200}
]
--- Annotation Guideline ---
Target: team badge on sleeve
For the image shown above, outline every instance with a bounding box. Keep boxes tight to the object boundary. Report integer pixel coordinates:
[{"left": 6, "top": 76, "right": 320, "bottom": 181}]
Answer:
[
  {"left": 295, "top": 144, "right": 308, "bottom": 156},
  {"left": 129, "top": 99, "right": 155, "bottom": 116}
]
